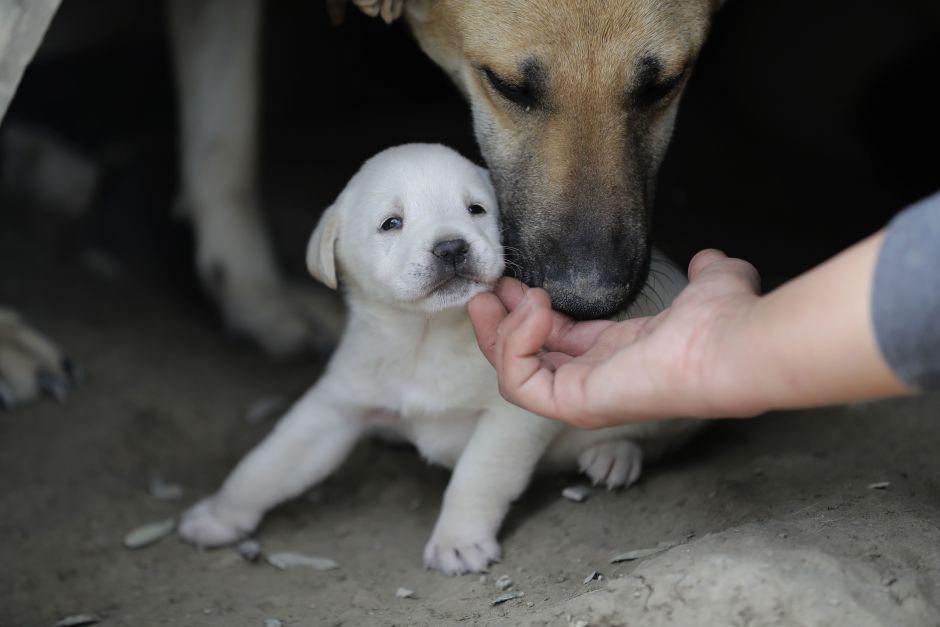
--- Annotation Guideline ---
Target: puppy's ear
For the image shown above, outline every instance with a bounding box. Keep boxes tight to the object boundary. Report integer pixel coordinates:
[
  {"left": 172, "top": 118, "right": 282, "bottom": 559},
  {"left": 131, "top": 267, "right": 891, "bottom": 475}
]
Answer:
[
  {"left": 307, "top": 203, "right": 341, "bottom": 290},
  {"left": 476, "top": 165, "right": 493, "bottom": 186},
  {"left": 476, "top": 165, "right": 497, "bottom": 197}
]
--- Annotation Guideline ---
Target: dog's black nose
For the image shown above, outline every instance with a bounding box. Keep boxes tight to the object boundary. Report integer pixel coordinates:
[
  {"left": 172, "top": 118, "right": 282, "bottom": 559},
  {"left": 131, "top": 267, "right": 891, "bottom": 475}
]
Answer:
[{"left": 432, "top": 238, "right": 469, "bottom": 264}]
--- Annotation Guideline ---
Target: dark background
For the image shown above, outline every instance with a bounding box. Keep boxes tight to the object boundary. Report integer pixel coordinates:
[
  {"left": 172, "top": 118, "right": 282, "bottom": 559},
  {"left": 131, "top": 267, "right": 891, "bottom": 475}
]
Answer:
[{"left": 3, "top": 0, "right": 939, "bottom": 294}]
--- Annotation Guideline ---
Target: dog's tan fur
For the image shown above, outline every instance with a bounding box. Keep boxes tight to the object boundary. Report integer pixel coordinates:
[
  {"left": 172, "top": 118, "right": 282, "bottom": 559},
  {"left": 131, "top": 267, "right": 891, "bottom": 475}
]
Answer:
[{"left": 360, "top": 0, "right": 717, "bottom": 318}]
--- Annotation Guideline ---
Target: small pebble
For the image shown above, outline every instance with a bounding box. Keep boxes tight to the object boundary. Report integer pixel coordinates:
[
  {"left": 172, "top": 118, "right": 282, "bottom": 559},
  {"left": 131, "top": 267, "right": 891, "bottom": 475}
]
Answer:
[
  {"left": 562, "top": 485, "right": 591, "bottom": 503},
  {"left": 526, "top": 601, "right": 535, "bottom": 608},
  {"left": 149, "top": 477, "right": 184, "bottom": 501},
  {"left": 867, "top": 481, "right": 891, "bottom": 490},
  {"left": 264, "top": 620, "right": 282, "bottom": 627},
  {"left": 583, "top": 571, "right": 602, "bottom": 584},
  {"left": 572, "top": 620, "right": 589, "bottom": 627},
  {"left": 55, "top": 615, "right": 99, "bottom": 627},
  {"left": 495, "top": 574, "right": 513, "bottom": 591},
  {"left": 266, "top": 551, "right": 338, "bottom": 571},
  {"left": 237, "top": 539, "right": 262, "bottom": 562},
  {"left": 491, "top": 591, "right": 524, "bottom": 606},
  {"left": 395, "top": 587, "right": 416, "bottom": 599},
  {"left": 123, "top": 518, "right": 175, "bottom": 549},
  {"left": 610, "top": 546, "right": 669, "bottom": 563}
]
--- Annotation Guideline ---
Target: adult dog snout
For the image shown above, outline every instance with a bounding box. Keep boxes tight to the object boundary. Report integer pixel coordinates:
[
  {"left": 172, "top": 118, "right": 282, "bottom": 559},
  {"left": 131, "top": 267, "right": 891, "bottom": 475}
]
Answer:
[
  {"left": 543, "top": 278, "right": 632, "bottom": 321},
  {"left": 432, "top": 239, "right": 469, "bottom": 265}
]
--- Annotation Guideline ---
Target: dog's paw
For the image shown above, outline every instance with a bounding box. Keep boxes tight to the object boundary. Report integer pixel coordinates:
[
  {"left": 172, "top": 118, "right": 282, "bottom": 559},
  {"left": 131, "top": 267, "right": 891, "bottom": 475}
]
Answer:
[
  {"left": 0, "top": 309, "right": 79, "bottom": 410},
  {"left": 212, "top": 278, "right": 344, "bottom": 359},
  {"left": 423, "top": 521, "right": 502, "bottom": 575},
  {"left": 578, "top": 439, "right": 643, "bottom": 489},
  {"left": 178, "top": 497, "right": 259, "bottom": 548},
  {"left": 352, "top": 0, "right": 404, "bottom": 23}
]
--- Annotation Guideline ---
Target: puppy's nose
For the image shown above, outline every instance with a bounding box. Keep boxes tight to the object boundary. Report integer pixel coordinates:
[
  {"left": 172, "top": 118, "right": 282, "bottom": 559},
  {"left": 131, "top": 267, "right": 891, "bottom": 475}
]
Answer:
[{"left": 432, "top": 238, "right": 469, "bottom": 264}]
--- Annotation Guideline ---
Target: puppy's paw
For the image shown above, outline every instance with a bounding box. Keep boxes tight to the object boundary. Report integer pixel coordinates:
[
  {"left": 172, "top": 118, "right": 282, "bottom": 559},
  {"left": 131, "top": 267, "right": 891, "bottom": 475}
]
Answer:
[
  {"left": 423, "top": 522, "right": 501, "bottom": 576},
  {"left": 0, "top": 309, "right": 78, "bottom": 410},
  {"left": 578, "top": 439, "right": 643, "bottom": 489},
  {"left": 178, "top": 497, "right": 259, "bottom": 548}
]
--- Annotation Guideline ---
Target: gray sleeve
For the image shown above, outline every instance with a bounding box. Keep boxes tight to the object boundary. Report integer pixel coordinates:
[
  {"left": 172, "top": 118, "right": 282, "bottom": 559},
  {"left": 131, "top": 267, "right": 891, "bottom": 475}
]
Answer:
[{"left": 871, "top": 192, "right": 940, "bottom": 390}]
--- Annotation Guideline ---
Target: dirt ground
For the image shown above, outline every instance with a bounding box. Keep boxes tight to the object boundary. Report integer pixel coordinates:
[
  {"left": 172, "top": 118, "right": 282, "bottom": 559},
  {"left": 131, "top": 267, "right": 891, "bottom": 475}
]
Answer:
[{"left": 3, "top": 205, "right": 940, "bottom": 627}]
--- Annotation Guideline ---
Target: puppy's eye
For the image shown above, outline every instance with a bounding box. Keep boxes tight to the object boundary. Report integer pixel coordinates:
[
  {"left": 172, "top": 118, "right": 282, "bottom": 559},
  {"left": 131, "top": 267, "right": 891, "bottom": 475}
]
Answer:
[
  {"left": 483, "top": 67, "right": 539, "bottom": 112},
  {"left": 380, "top": 216, "right": 403, "bottom": 231},
  {"left": 468, "top": 203, "right": 487, "bottom": 216}
]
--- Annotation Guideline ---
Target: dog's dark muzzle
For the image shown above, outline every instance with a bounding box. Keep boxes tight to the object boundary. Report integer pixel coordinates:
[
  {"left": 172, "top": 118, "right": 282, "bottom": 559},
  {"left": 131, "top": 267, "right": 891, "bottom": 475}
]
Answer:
[{"left": 505, "top": 234, "right": 649, "bottom": 320}]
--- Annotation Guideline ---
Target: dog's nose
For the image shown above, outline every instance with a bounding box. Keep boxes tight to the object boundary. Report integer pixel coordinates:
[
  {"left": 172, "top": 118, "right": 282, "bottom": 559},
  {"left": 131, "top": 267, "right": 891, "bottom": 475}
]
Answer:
[{"left": 432, "top": 238, "right": 469, "bottom": 264}]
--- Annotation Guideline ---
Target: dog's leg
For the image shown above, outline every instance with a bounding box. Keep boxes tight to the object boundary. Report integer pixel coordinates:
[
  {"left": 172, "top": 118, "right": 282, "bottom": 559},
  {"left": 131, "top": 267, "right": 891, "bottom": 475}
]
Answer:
[
  {"left": 0, "top": 0, "right": 61, "bottom": 120},
  {"left": 424, "top": 408, "right": 562, "bottom": 575},
  {"left": 0, "top": 308, "right": 77, "bottom": 409},
  {"left": 178, "top": 382, "right": 365, "bottom": 547},
  {"left": 166, "top": 0, "right": 340, "bottom": 357}
]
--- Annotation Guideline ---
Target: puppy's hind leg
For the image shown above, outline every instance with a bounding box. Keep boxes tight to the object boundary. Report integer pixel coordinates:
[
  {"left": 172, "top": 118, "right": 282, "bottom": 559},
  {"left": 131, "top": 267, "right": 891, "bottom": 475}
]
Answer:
[
  {"left": 167, "top": 0, "right": 342, "bottom": 357},
  {"left": 578, "top": 439, "right": 644, "bottom": 490},
  {"left": 179, "top": 382, "right": 365, "bottom": 547}
]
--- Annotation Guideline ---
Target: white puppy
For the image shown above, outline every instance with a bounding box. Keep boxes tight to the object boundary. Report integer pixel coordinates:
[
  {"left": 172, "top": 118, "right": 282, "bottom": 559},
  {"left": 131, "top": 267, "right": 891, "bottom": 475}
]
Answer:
[{"left": 178, "top": 144, "right": 700, "bottom": 575}]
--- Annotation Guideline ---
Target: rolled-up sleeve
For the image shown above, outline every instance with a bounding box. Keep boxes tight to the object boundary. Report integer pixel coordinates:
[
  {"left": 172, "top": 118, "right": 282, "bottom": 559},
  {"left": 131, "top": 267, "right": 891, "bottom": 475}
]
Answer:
[{"left": 871, "top": 192, "right": 940, "bottom": 390}]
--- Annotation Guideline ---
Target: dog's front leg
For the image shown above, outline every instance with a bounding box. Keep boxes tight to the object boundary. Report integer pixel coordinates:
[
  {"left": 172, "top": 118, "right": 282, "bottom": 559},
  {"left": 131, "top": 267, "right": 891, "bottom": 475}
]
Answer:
[
  {"left": 179, "top": 382, "right": 365, "bottom": 547},
  {"left": 424, "top": 407, "right": 562, "bottom": 575},
  {"left": 166, "top": 0, "right": 341, "bottom": 357}
]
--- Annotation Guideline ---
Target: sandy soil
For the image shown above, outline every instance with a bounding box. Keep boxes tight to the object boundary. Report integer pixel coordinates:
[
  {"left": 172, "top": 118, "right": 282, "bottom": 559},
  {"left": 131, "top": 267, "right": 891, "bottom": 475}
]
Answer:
[{"left": 3, "top": 209, "right": 940, "bottom": 627}]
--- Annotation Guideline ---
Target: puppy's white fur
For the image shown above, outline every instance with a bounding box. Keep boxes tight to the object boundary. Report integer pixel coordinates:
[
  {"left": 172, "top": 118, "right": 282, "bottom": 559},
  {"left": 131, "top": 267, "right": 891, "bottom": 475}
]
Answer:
[{"left": 179, "top": 143, "right": 700, "bottom": 575}]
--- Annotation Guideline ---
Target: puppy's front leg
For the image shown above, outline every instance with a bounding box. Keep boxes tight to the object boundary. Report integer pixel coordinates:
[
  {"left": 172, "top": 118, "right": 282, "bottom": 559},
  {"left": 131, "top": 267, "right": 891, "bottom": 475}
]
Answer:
[
  {"left": 424, "top": 407, "right": 562, "bottom": 575},
  {"left": 179, "top": 382, "right": 365, "bottom": 547}
]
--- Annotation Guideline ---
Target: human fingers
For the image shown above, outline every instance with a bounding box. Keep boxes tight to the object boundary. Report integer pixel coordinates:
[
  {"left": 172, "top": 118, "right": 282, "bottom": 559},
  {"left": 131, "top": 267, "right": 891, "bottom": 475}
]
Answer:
[
  {"left": 689, "top": 249, "right": 761, "bottom": 293},
  {"left": 492, "top": 277, "right": 530, "bottom": 312},
  {"left": 468, "top": 292, "right": 508, "bottom": 367},
  {"left": 492, "top": 289, "right": 568, "bottom": 418},
  {"left": 688, "top": 249, "right": 728, "bottom": 280},
  {"left": 542, "top": 315, "right": 618, "bottom": 357}
]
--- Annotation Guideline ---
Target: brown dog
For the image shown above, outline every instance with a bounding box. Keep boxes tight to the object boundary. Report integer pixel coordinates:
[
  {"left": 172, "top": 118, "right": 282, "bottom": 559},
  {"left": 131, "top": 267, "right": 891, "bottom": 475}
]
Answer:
[{"left": 354, "top": 0, "right": 719, "bottom": 318}]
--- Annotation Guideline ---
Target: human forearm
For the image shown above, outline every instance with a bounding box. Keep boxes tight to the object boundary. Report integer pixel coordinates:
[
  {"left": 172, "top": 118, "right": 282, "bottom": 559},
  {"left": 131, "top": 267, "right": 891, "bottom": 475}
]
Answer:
[{"left": 728, "top": 232, "right": 911, "bottom": 414}]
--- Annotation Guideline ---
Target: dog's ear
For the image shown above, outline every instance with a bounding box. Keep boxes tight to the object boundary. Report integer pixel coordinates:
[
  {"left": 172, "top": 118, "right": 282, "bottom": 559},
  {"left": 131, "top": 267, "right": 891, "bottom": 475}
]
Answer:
[{"left": 307, "top": 202, "right": 341, "bottom": 290}]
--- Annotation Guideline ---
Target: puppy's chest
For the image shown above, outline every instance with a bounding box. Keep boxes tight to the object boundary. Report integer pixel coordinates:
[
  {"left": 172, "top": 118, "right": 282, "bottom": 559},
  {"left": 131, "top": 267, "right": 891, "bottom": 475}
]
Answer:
[{"left": 377, "top": 330, "right": 495, "bottom": 416}]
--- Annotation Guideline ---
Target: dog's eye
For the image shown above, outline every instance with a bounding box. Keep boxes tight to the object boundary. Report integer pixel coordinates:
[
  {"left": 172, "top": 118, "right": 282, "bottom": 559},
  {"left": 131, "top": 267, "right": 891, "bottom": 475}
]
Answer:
[
  {"left": 633, "top": 75, "right": 683, "bottom": 108},
  {"left": 468, "top": 203, "right": 486, "bottom": 216},
  {"left": 631, "top": 57, "right": 688, "bottom": 109},
  {"left": 380, "top": 216, "right": 403, "bottom": 231},
  {"left": 483, "top": 67, "right": 539, "bottom": 112}
]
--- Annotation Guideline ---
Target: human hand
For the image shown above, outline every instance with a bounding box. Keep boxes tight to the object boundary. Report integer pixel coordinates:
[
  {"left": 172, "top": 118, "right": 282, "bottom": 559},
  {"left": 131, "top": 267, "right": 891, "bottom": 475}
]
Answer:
[{"left": 468, "top": 250, "right": 767, "bottom": 428}]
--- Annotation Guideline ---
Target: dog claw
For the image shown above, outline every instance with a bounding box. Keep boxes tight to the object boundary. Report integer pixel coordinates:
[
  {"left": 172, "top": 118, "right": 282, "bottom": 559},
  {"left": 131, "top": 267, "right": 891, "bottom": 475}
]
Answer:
[
  {"left": 62, "top": 358, "right": 83, "bottom": 386},
  {"left": 0, "top": 310, "right": 77, "bottom": 409},
  {"left": 37, "top": 370, "right": 70, "bottom": 403},
  {"left": 0, "top": 382, "right": 14, "bottom": 411}
]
